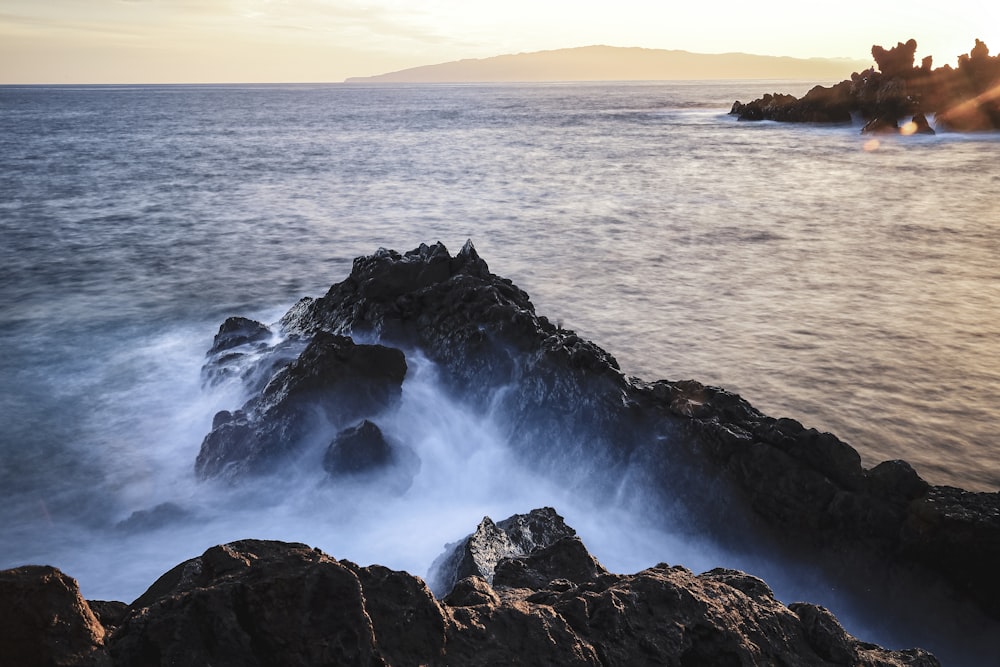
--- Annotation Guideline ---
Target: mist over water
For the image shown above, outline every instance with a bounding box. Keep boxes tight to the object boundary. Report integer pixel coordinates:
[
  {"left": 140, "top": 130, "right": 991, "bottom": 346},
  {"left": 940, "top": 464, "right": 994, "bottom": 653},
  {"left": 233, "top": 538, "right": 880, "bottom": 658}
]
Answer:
[{"left": 2, "top": 82, "right": 999, "bottom": 663}]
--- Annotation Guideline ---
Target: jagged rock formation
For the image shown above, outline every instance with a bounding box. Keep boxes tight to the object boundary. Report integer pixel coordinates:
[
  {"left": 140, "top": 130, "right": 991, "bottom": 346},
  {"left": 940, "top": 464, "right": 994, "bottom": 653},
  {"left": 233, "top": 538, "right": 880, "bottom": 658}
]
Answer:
[
  {"left": 0, "top": 513, "right": 941, "bottom": 666},
  {"left": 194, "top": 241, "right": 1000, "bottom": 637},
  {"left": 323, "top": 419, "right": 420, "bottom": 493},
  {"left": 731, "top": 38, "right": 1000, "bottom": 132},
  {"left": 427, "top": 506, "right": 577, "bottom": 595},
  {"left": 196, "top": 331, "right": 407, "bottom": 479}
]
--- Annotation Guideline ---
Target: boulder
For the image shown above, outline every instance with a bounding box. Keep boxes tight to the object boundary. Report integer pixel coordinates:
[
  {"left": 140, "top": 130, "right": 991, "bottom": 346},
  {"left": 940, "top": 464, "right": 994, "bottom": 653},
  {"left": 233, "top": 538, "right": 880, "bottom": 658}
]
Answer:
[
  {"left": 110, "top": 539, "right": 445, "bottom": 666},
  {"left": 323, "top": 419, "right": 393, "bottom": 474},
  {"left": 208, "top": 316, "right": 272, "bottom": 355},
  {"left": 0, "top": 565, "right": 110, "bottom": 667},
  {"left": 434, "top": 512, "right": 939, "bottom": 666},
  {"left": 323, "top": 419, "right": 420, "bottom": 493},
  {"left": 908, "top": 113, "right": 936, "bottom": 134},
  {"left": 195, "top": 332, "right": 406, "bottom": 479}
]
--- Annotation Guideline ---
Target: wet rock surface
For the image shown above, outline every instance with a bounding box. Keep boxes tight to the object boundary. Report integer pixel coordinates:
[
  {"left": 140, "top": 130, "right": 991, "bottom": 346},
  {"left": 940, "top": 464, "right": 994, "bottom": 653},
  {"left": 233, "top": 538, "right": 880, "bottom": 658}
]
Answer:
[
  {"left": 194, "top": 241, "right": 1000, "bottom": 635},
  {"left": 195, "top": 331, "right": 406, "bottom": 479},
  {"left": 2, "top": 513, "right": 941, "bottom": 666},
  {"left": 731, "top": 38, "right": 1000, "bottom": 131},
  {"left": 427, "top": 506, "right": 578, "bottom": 595}
]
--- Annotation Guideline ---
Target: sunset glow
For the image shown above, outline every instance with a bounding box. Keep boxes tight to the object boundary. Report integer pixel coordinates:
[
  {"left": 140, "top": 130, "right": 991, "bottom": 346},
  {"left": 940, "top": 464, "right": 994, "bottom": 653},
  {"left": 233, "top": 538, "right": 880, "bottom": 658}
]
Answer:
[{"left": 1, "top": 0, "right": 998, "bottom": 83}]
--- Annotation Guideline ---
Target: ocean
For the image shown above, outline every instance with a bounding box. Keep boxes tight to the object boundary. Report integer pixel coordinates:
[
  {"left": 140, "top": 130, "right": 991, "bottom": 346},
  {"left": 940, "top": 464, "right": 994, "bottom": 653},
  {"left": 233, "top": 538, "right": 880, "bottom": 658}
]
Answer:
[{"left": 1, "top": 81, "right": 998, "bottom": 662}]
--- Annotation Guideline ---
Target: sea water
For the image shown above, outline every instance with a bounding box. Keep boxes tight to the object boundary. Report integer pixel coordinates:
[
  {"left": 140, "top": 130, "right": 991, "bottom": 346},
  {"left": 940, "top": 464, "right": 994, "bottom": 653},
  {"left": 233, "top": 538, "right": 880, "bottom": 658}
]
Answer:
[{"left": 1, "top": 82, "right": 998, "bottom": 662}]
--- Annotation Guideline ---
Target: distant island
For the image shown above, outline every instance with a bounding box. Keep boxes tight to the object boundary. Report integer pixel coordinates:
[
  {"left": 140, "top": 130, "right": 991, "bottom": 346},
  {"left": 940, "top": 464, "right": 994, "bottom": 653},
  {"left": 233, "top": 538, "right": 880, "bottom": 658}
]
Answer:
[{"left": 344, "top": 45, "right": 872, "bottom": 83}]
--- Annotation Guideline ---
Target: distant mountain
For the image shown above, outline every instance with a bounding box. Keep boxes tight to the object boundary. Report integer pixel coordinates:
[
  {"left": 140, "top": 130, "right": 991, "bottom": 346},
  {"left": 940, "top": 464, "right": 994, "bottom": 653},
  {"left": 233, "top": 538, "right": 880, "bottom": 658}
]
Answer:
[{"left": 345, "top": 45, "right": 872, "bottom": 83}]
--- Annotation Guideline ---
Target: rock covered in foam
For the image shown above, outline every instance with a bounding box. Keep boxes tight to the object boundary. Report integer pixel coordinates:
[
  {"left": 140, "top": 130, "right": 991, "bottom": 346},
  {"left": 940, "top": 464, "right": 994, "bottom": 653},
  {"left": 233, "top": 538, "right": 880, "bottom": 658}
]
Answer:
[
  {"left": 427, "top": 507, "right": 578, "bottom": 595},
  {"left": 195, "top": 332, "right": 406, "bottom": 479},
  {"left": 194, "top": 240, "right": 1000, "bottom": 636},
  {"left": 323, "top": 419, "right": 420, "bottom": 493}
]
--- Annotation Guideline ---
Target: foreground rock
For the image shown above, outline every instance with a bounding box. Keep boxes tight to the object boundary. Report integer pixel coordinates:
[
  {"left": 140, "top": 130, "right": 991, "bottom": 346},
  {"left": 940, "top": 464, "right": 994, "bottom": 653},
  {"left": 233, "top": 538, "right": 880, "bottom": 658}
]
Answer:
[
  {"left": 731, "top": 38, "right": 1000, "bottom": 131},
  {"left": 198, "top": 241, "right": 1000, "bottom": 636},
  {"left": 0, "top": 566, "right": 110, "bottom": 667},
  {"left": 1, "top": 512, "right": 940, "bottom": 666}
]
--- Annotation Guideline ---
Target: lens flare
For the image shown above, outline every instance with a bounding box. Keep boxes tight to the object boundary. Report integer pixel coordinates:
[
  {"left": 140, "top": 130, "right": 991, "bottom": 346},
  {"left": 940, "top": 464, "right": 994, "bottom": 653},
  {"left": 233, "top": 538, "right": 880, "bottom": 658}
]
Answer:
[{"left": 862, "top": 138, "right": 880, "bottom": 152}]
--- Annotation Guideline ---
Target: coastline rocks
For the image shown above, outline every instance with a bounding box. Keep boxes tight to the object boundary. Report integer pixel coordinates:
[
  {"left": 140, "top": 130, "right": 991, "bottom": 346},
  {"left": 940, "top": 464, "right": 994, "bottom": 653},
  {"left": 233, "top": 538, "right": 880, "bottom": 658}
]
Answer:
[
  {"left": 427, "top": 507, "right": 578, "bottom": 595},
  {"left": 731, "top": 82, "right": 853, "bottom": 123},
  {"left": 323, "top": 419, "right": 393, "bottom": 474},
  {"left": 323, "top": 419, "right": 420, "bottom": 493},
  {"left": 0, "top": 565, "right": 110, "bottom": 667},
  {"left": 2, "top": 527, "right": 940, "bottom": 666},
  {"left": 196, "top": 241, "right": 1000, "bottom": 631},
  {"left": 195, "top": 332, "right": 406, "bottom": 479},
  {"left": 644, "top": 375, "right": 1000, "bottom": 620},
  {"left": 731, "top": 38, "right": 1000, "bottom": 132}
]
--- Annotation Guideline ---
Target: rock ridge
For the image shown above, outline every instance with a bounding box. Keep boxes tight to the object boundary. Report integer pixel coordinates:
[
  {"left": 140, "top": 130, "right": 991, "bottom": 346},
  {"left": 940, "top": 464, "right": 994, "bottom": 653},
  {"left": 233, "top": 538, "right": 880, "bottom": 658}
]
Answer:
[
  {"left": 195, "top": 240, "right": 1000, "bottom": 626},
  {"left": 169, "top": 240, "right": 1000, "bottom": 664},
  {"left": 1, "top": 510, "right": 941, "bottom": 666}
]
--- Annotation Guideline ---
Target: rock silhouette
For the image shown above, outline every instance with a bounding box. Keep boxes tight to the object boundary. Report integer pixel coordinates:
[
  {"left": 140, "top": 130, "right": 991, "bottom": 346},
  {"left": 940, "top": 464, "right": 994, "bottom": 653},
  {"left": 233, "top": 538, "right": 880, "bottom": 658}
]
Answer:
[{"left": 731, "top": 38, "right": 1000, "bottom": 132}]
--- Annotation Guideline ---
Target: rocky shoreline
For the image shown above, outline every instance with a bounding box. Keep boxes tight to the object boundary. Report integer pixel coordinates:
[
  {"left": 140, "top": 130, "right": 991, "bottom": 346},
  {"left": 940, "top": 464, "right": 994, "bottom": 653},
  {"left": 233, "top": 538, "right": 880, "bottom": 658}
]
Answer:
[
  {"left": 731, "top": 38, "right": 1000, "bottom": 133},
  {"left": 4, "top": 241, "right": 998, "bottom": 664},
  {"left": 2, "top": 510, "right": 941, "bottom": 666}
]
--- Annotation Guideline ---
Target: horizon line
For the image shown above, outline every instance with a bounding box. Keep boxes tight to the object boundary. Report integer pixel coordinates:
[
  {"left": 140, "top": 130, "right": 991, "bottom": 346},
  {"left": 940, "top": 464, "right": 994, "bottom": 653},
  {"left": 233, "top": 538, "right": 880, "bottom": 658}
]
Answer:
[{"left": 1, "top": 44, "right": 873, "bottom": 87}]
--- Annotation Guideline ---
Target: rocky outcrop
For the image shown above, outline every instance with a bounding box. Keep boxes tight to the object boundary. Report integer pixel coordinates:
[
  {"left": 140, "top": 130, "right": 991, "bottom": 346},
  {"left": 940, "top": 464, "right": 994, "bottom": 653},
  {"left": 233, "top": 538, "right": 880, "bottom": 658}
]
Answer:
[
  {"left": 730, "top": 82, "right": 854, "bottom": 123},
  {"left": 427, "top": 506, "right": 578, "bottom": 595},
  {"left": 639, "top": 378, "right": 1000, "bottom": 621},
  {"left": 196, "top": 241, "right": 1000, "bottom": 632},
  {"left": 323, "top": 419, "right": 420, "bottom": 493},
  {"left": 731, "top": 38, "right": 1000, "bottom": 132},
  {"left": 196, "top": 331, "right": 406, "bottom": 479},
  {"left": 0, "top": 565, "right": 110, "bottom": 667},
  {"left": 1, "top": 514, "right": 941, "bottom": 666}
]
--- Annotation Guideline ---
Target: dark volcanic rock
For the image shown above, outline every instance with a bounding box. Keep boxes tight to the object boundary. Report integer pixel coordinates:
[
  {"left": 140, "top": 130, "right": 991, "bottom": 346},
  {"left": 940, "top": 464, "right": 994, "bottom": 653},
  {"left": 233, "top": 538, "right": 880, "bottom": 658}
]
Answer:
[
  {"left": 492, "top": 535, "right": 608, "bottom": 589},
  {"left": 732, "top": 38, "right": 1000, "bottom": 131},
  {"left": 323, "top": 419, "right": 393, "bottom": 474},
  {"left": 0, "top": 565, "right": 110, "bottom": 667},
  {"left": 427, "top": 506, "right": 578, "bottom": 595},
  {"left": 5, "top": 527, "right": 934, "bottom": 666},
  {"left": 434, "top": 512, "right": 938, "bottom": 666},
  {"left": 323, "top": 419, "right": 420, "bottom": 493},
  {"left": 208, "top": 316, "right": 272, "bottom": 355},
  {"left": 196, "top": 241, "right": 1000, "bottom": 645},
  {"left": 111, "top": 539, "right": 445, "bottom": 666},
  {"left": 909, "top": 112, "right": 936, "bottom": 134},
  {"left": 195, "top": 332, "right": 406, "bottom": 479}
]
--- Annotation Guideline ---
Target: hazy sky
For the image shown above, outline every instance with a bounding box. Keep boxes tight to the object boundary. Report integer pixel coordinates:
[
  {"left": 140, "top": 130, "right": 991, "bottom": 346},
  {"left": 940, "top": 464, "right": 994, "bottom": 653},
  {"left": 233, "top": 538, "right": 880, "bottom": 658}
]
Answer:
[{"left": 1, "top": 0, "right": 998, "bottom": 83}]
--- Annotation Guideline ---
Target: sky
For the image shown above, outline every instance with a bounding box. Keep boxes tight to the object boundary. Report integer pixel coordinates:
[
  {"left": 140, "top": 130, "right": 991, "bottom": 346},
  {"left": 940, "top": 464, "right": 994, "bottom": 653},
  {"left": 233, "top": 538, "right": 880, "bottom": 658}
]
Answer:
[{"left": 1, "top": 0, "right": 998, "bottom": 84}]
